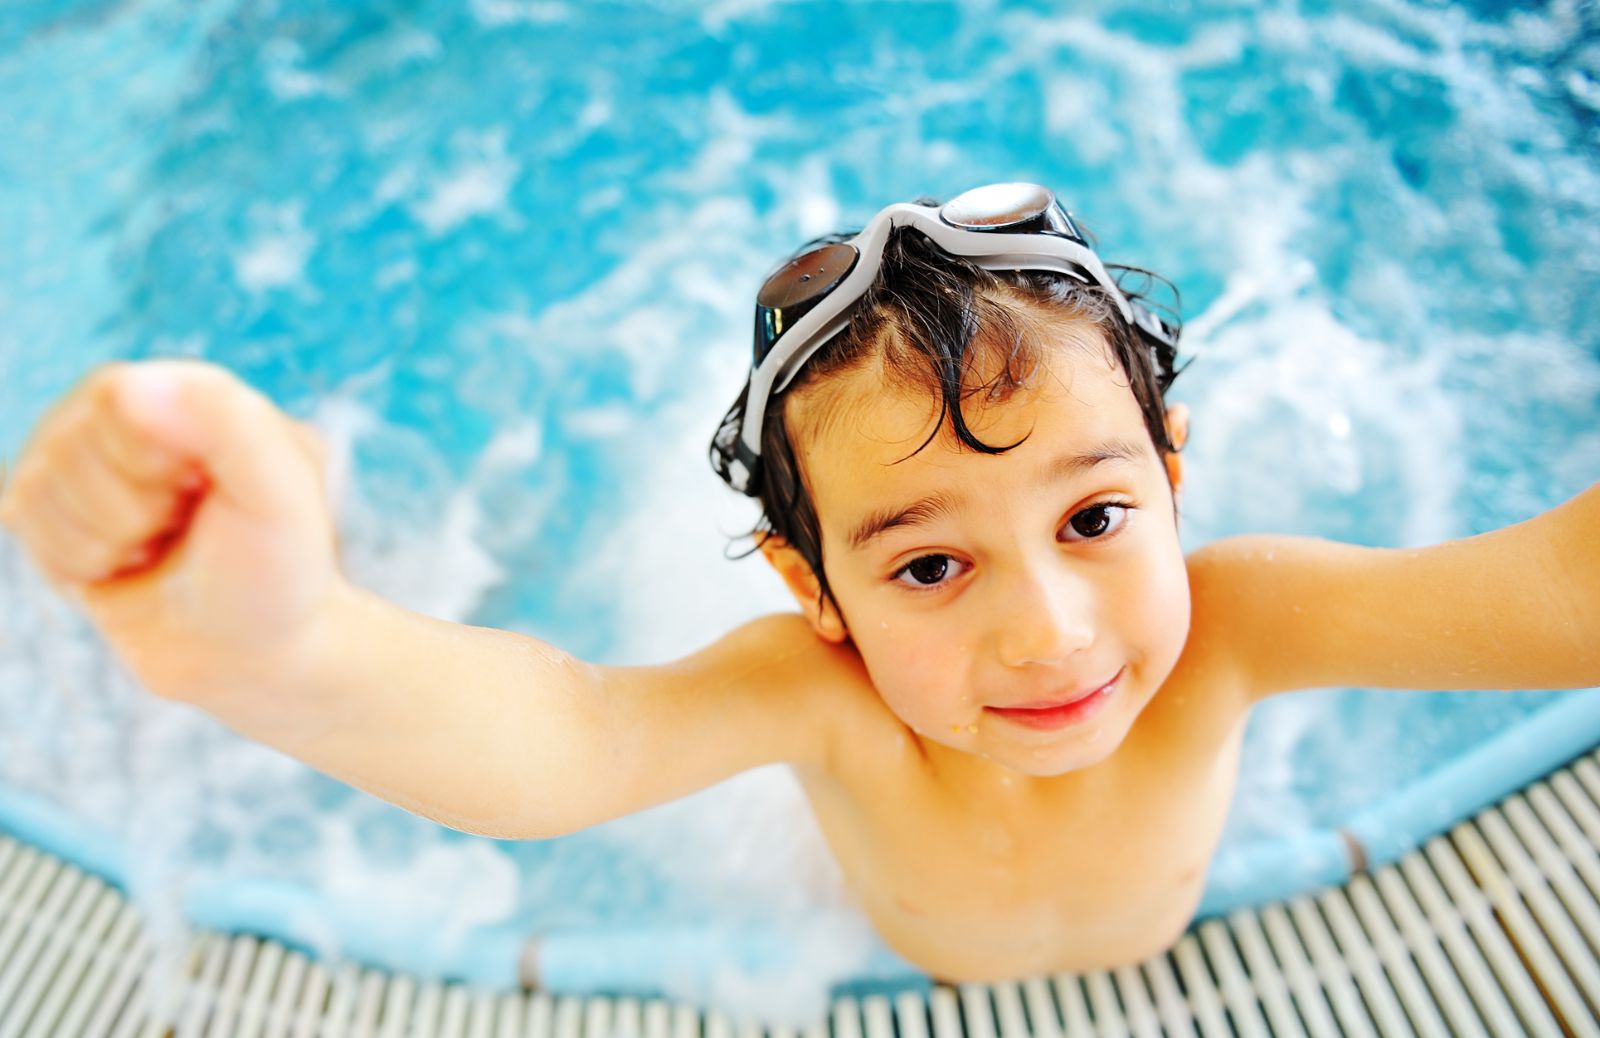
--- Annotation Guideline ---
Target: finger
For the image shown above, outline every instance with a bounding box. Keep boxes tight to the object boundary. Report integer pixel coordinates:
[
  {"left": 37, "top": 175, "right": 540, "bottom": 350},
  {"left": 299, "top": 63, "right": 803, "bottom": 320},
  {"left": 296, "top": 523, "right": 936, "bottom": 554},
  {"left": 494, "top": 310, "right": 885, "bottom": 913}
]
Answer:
[
  {"left": 90, "top": 378, "right": 198, "bottom": 489},
  {"left": 52, "top": 431, "right": 188, "bottom": 544},
  {"left": 109, "top": 361, "right": 314, "bottom": 521},
  {"left": 8, "top": 480, "right": 133, "bottom": 585}
]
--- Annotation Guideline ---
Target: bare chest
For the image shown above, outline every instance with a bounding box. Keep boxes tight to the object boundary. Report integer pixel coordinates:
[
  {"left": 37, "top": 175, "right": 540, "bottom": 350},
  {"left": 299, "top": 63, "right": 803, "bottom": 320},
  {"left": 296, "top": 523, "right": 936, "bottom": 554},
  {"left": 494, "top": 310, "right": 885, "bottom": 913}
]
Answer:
[{"left": 799, "top": 691, "right": 1248, "bottom": 980}]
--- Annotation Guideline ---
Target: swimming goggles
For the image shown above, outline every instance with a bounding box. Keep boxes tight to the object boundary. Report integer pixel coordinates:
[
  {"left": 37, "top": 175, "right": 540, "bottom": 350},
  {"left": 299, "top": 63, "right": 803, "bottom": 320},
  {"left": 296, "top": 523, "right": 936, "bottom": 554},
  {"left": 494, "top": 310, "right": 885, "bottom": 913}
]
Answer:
[{"left": 722, "top": 182, "right": 1178, "bottom": 496}]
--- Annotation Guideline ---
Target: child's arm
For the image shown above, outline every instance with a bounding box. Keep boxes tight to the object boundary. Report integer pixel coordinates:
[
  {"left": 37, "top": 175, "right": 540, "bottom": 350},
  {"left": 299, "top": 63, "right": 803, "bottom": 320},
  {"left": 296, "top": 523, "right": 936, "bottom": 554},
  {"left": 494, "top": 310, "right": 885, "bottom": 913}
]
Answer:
[
  {"left": 0, "top": 360, "right": 857, "bottom": 838},
  {"left": 206, "top": 586, "right": 848, "bottom": 838},
  {"left": 1187, "top": 482, "right": 1600, "bottom": 701}
]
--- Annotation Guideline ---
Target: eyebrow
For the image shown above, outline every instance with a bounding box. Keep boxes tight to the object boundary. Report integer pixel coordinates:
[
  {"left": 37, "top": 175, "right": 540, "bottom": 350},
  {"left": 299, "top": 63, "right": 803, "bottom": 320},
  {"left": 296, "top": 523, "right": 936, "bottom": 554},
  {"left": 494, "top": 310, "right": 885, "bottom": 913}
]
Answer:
[{"left": 845, "top": 437, "right": 1153, "bottom": 552}]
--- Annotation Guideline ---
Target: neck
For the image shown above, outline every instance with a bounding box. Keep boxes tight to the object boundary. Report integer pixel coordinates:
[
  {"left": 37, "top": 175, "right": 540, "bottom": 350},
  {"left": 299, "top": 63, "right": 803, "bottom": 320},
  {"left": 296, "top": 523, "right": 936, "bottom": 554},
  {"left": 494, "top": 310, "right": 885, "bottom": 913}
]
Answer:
[{"left": 915, "top": 731, "right": 1117, "bottom": 808}]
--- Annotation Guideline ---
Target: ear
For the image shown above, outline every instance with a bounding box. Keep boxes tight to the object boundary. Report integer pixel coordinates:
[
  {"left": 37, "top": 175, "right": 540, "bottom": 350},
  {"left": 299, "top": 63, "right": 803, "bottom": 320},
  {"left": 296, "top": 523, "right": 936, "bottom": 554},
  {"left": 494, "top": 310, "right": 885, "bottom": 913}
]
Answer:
[
  {"left": 1163, "top": 403, "right": 1190, "bottom": 509},
  {"left": 758, "top": 535, "right": 850, "bottom": 643}
]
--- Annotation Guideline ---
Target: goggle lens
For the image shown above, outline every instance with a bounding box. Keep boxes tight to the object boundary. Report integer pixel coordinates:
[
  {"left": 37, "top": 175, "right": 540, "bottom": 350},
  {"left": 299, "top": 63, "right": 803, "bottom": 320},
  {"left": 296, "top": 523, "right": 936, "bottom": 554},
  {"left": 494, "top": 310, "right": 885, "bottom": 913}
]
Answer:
[
  {"left": 941, "top": 182, "right": 1086, "bottom": 243},
  {"left": 754, "top": 241, "right": 858, "bottom": 365},
  {"left": 941, "top": 182, "right": 1055, "bottom": 229}
]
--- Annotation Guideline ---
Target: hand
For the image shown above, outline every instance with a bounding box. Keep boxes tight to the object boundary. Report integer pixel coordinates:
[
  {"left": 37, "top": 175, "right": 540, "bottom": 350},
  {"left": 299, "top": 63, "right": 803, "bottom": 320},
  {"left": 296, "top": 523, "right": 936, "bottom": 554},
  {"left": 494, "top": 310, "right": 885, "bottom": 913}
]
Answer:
[{"left": 0, "top": 359, "right": 344, "bottom": 703}]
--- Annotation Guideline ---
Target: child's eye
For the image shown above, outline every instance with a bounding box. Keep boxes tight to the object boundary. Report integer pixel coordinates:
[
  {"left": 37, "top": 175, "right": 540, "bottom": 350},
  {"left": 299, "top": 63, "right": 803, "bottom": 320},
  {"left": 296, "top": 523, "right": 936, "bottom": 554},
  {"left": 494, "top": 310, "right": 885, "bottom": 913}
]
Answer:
[
  {"left": 892, "top": 554, "right": 968, "bottom": 589},
  {"left": 1060, "top": 503, "right": 1131, "bottom": 542}
]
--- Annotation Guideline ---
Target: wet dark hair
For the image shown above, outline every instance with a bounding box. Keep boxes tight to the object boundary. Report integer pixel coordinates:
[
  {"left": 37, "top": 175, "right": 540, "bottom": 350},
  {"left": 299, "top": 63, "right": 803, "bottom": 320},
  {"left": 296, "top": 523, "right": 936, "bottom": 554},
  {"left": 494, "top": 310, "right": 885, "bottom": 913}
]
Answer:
[{"left": 710, "top": 218, "right": 1185, "bottom": 624}]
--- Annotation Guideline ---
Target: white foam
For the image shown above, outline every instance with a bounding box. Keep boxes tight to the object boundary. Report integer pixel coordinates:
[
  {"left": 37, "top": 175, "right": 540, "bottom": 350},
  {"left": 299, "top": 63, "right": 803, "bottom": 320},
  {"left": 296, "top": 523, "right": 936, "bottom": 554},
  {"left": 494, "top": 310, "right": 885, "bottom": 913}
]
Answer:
[
  {"left": 410, "top": 129, "right": 521, "bottom": 237},
  {"left": 231, "top": 202, "right": 316, "bottom": 293},
  {"left": 261, "top": 38, "right": 333, "bottom": 101}
]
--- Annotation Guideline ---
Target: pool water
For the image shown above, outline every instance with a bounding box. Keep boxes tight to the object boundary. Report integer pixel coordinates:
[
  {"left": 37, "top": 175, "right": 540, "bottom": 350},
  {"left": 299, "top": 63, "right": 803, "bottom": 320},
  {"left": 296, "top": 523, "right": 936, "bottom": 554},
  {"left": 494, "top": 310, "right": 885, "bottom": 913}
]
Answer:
[{"left": 2, "top": 0, "right": 1598, "bottom": 1017}]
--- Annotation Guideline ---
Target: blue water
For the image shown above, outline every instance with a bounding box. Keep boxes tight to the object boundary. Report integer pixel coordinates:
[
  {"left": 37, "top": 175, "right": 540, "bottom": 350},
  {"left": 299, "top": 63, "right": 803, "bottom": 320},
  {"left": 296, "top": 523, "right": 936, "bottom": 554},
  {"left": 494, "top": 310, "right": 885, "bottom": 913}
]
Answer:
[{"left": 2, "top": 0, "right": 1598, "bottom": 1013}]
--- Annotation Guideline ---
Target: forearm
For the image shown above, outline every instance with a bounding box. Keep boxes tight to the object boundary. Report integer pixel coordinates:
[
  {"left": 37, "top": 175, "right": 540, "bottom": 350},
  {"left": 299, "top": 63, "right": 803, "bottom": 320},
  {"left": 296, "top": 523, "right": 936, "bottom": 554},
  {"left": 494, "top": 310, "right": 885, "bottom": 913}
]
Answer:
[
  {"left": 1359, "top": 480, "right": 1600, "bottom": 689},
  {"left": 1210, "top": 481, "right": 1600, "bottom": 699},
  {"left": 1351, "top": 482, "right": 1600, "bottom": 690},
  {"left": 1534, "top": 480, "right": 1600, "bottom": 680},
  {"left": 177, "top": 579, "right": 608, "bottom": 838}
]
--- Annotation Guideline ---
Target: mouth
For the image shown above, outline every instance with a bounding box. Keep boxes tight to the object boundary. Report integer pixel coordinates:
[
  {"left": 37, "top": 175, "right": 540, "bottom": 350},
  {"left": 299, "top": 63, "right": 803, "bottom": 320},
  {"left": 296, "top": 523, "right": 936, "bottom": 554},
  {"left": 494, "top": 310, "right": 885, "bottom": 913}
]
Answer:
[{"left": 983, "top": 668, "right": 1123, "bottom": 731}]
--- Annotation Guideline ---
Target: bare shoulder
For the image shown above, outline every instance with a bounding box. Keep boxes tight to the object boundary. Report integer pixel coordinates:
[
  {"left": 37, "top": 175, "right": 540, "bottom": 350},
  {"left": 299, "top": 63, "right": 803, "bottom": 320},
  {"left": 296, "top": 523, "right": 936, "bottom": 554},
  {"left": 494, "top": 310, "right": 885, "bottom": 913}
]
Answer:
[
  {"left": 660, "top": 611, "right": 899, "bottom": 775},
  {"left": 1182, "top": 533, "right": 1296, "bottom": 619},
  {"left": 1184, "top": 534, "right": 1382, "bottom": 697},
  {"left": 1180, "top": 532, "right": 1366, "bottom": 702},
  {"left": 1172, "top": 537, "right": 1270, "bottom": 702}
]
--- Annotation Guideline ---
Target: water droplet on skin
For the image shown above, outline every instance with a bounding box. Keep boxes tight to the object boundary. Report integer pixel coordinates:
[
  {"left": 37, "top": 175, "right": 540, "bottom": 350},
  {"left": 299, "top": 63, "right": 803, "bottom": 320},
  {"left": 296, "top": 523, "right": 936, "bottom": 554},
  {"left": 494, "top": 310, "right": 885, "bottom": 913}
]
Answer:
[
  {"left": 950, "top": 725, "right": 961, "bottom": 734},
  {"left": 967, "top": 724, "right": 978, "bottom": 734},
  {"left": 958, "top": 694, "right": 970, "bottom": 704}
]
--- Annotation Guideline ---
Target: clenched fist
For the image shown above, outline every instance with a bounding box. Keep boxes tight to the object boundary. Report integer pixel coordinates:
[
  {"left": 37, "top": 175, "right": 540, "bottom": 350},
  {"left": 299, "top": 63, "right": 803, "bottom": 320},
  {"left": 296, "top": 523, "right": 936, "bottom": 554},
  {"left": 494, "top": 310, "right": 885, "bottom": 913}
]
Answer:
[{"left": 0, "top": 359, "right": 345, "bottom": 704}]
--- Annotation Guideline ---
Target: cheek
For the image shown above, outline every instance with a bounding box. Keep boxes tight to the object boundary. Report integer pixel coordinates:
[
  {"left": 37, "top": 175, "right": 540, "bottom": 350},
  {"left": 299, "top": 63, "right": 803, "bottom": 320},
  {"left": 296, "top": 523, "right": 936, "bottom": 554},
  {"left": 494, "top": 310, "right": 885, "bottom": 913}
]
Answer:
[
  {"left": 851, "top": 614, "right": 969, "bottom": 732},
  {"left": 1124, "top": 530, "right": 1192, "bottom": 666}
]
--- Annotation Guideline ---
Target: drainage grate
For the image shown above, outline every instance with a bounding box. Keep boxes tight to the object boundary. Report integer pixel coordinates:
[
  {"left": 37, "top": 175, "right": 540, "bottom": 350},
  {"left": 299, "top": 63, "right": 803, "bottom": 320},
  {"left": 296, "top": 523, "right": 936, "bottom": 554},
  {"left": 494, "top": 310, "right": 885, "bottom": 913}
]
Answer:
[{"left": 4, "top": 748, "right": 1600, "bottom": 1037}]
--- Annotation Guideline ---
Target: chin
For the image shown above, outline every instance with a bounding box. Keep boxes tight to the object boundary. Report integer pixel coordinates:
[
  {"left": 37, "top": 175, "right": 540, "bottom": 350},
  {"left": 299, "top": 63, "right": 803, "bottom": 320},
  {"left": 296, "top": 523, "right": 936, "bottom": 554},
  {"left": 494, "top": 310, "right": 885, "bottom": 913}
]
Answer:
[{"left": 1002, "top": 721, "right": 1132, "bottom": 777}]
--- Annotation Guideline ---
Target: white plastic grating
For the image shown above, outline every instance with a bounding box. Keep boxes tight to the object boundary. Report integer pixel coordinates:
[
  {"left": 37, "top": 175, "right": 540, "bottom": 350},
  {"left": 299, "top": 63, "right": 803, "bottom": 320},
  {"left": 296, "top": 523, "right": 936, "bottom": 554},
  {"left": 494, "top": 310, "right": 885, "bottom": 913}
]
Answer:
[{"left": 4, "top": 746, "right": 1600, "bottom": 1037}]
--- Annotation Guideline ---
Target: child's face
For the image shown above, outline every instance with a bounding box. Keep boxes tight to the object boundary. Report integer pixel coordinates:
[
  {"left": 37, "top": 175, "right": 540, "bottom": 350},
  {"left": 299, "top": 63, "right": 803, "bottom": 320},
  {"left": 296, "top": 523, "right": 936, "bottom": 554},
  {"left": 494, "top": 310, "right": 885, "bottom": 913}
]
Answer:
[{"left": 779, "top": 326, "right": 1191, "bottom": 777}]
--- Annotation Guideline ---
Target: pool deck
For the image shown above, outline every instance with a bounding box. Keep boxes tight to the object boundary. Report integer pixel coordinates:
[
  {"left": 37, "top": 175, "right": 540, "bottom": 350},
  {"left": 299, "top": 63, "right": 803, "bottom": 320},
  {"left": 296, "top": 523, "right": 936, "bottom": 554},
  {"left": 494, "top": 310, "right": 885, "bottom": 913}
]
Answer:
[{"left": 3, "top": 747, "right": 1600, "bottom": 1037}]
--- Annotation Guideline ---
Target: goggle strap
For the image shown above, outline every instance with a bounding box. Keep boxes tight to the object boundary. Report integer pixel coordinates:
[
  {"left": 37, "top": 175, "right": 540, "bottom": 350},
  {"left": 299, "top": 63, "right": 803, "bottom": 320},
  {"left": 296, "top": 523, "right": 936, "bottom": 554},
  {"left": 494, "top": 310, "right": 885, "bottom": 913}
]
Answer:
[
  {"left": 732, "top": 200, "right": 1167, "bottom": 494},
  {"left": 728, "top": 435, "right": 760, "bottom": 494},
  {"left": 1128, "top": 299, "right": 1178, "bottom": 351}
]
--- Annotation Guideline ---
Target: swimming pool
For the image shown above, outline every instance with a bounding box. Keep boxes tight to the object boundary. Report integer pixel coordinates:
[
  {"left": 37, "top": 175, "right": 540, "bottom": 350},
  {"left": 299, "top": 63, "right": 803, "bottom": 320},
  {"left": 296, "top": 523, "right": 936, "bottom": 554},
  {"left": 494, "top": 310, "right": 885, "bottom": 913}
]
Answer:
[{"left": 2, "top": 0, "right": 1598, "bottom": 1019}]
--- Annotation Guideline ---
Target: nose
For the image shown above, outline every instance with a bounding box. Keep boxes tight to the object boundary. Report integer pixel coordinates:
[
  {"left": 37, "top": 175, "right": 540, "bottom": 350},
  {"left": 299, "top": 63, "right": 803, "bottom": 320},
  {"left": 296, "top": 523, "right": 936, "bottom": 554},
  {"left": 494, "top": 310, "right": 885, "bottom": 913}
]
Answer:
[{"left": 994, "top": 564, "right": 1096, "bottom": 669}]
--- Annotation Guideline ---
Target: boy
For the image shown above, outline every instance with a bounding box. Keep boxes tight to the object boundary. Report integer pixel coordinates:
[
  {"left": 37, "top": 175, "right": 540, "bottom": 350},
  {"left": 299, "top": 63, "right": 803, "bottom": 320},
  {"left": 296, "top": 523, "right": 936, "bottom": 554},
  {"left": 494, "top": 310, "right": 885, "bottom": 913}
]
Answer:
[{"left": 1, "top": 183, "right": 1596, "bottom": 983}]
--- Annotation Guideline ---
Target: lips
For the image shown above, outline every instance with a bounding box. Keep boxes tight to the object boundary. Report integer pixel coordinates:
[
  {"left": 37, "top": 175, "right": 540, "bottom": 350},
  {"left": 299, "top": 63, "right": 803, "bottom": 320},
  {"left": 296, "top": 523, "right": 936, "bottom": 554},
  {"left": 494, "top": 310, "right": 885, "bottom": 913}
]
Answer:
[{"left": 983, "top": 668, "right": 1123, "bottom": 730}]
